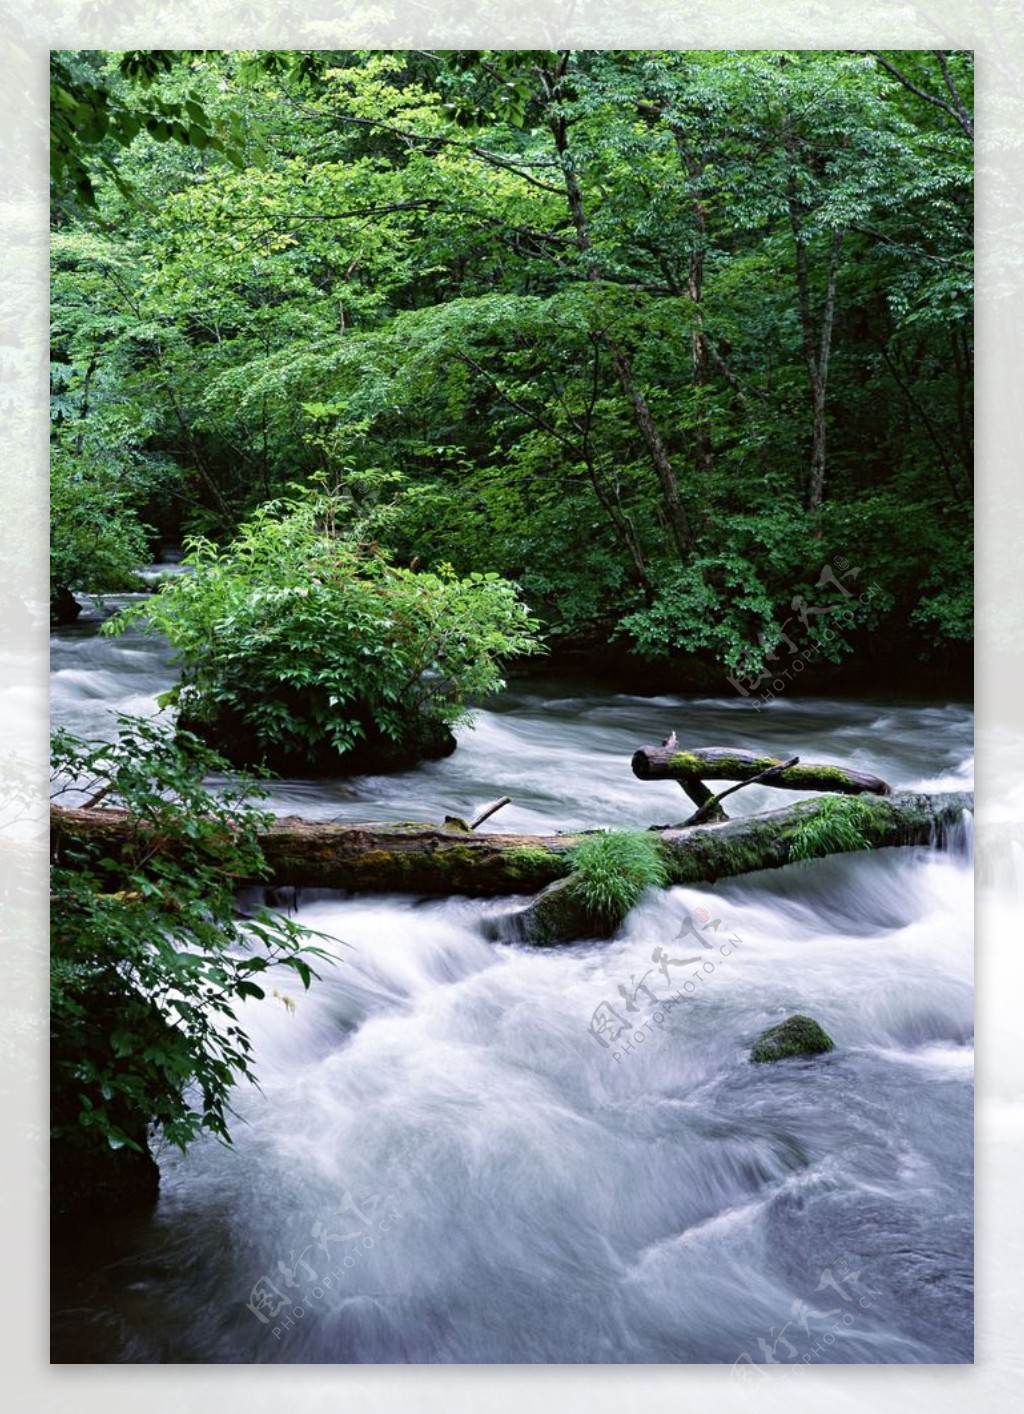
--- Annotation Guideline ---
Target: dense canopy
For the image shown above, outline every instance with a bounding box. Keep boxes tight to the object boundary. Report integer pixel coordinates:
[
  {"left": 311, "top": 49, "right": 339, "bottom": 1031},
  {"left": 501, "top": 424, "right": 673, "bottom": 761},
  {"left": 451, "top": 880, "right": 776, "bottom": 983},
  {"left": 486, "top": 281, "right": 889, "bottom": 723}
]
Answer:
[{"left": 51, "top": 48, "right": 972, "bottom": 686}]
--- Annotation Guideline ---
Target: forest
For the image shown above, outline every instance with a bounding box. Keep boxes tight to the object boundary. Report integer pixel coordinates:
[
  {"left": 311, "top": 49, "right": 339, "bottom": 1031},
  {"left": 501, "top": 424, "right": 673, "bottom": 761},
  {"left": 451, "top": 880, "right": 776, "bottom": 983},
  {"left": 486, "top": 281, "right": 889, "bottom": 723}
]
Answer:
[{"left": 52, "top": 49, "right": 973, "bottom": 688}]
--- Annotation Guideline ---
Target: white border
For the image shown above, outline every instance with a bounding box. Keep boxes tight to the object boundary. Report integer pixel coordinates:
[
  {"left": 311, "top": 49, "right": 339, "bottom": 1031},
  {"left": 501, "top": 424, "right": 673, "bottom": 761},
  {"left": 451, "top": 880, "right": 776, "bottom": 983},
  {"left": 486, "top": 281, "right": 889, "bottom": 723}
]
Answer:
[{"left": 4, "top": 3, "right": 1018, "bottom": 1410}]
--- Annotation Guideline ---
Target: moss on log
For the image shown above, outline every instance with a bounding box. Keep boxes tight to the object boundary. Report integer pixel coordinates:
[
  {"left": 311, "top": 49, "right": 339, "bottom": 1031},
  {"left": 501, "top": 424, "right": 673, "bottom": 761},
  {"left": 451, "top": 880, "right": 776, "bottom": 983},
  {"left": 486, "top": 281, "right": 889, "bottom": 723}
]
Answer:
[
  {"left": 51, "top": 790, "right": 972, "bottom": 896},
  {"left": 656, "top": 790, "right": 970, "bottom": 886},
  {"left": 632, "top": 745, "right": 891, "bottom": 796}
]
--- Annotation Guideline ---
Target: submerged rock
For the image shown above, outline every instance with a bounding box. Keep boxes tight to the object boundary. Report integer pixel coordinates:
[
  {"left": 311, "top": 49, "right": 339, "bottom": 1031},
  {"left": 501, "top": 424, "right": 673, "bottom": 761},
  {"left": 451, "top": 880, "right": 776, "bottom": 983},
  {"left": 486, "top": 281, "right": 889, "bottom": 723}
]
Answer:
[{"left": 750, "top": 1013, "right": 836, "bottom": 1063}]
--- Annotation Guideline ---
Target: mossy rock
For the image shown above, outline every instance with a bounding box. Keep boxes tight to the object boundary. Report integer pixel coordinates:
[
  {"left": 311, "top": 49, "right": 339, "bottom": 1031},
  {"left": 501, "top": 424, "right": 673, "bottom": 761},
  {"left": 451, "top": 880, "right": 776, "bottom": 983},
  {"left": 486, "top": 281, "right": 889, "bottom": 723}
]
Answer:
[
  {"left": 750, "top": 1013, "right": 836, "bottom": 1064},
  {"left": 506, "top": 875, "right": 613, "bottom": 946},
  {"left": 178, "top": 702, "right": 457, "bottom": 776}
]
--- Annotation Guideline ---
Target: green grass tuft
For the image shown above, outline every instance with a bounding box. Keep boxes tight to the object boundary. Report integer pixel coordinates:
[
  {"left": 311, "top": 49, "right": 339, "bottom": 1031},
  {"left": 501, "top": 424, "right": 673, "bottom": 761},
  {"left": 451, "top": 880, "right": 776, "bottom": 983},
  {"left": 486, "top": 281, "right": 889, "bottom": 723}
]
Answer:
[
  {"left": 567, "top": 830, "right": 669, "bottom": 929},
  {"left": 789, "top": 796, "right": 876, "bottom": 861}
]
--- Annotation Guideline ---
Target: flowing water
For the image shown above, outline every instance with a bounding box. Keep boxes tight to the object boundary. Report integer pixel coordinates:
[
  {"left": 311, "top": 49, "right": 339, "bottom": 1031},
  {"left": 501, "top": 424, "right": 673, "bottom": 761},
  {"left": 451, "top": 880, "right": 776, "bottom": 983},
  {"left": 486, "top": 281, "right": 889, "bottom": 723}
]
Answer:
[{"left": 50, "top": 588, "right": 974, "bottom": 1365}]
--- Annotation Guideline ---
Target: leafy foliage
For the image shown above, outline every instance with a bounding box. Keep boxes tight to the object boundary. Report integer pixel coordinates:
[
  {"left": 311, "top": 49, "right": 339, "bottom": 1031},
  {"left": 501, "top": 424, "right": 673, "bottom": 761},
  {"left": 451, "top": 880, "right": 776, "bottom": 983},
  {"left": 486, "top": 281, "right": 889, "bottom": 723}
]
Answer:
[
  {"left": 50, "top": 716, "right": 332, "bottom": 1155},
  {"left": 51, "top": 50, "right": 258, "bottom": 211},
  {"left": 567, "top": 831, "right": 669, "bottom": 929},
  {"left": 50, "top": 443, "right": 152, "bottom": 609},
  {"left": 107, "top": 491, "right": 543, "bottom": 768},
  {"left": 50, "top": 48, "right": 972, "bottom": 680},
  {"left": 617, "top": 556, "right": 782, "bottom": 673}
]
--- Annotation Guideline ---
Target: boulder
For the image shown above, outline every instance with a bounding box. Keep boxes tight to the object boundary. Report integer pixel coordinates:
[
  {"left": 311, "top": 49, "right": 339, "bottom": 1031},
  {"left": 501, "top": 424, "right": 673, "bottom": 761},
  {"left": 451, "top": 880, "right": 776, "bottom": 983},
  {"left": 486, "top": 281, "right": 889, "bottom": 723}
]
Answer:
[
  {"left": 750, "top": 1013, "right": 836, "bottom": 1063},
  {"left": 504, "top": 875, "right": 614, "bottom": 946}
]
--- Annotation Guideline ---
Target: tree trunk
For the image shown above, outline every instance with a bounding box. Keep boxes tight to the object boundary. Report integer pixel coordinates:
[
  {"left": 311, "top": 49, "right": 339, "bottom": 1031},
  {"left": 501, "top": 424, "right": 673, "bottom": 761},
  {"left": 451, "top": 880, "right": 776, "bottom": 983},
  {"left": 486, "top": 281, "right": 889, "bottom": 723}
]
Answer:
[
  {"left": 51, "top": 790, "right": 971, "bottom": 897},
  {"left": 546, "top": 57, "right": 693, "bottom": 558},
  {"left": 631, "top": 744, "right": 891, "bottom": 797},
  {"left": 788, "top": 159, "right": 844, "bottom": 518},
  {"left": 671, "top": 125, "right": 714, "bottom": 479},
  {"left": 607, "top": 344, "right": 694, "bottom": 556}
]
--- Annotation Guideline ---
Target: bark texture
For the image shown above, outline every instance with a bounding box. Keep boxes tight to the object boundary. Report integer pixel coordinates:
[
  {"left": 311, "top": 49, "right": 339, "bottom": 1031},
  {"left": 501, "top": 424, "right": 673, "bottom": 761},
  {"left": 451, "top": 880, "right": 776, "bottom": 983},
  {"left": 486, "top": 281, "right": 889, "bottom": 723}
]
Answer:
[{"left": 631, "top": 745, "right": 892, "bottom": 797}]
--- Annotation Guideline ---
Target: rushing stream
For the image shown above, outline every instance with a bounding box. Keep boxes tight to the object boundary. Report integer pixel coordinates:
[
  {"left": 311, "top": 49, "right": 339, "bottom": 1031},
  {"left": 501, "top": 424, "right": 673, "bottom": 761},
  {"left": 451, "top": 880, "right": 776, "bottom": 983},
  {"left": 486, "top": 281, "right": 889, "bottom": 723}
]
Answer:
[{"left": 50, "top": 588, "right": 974, "bottom": 1364}]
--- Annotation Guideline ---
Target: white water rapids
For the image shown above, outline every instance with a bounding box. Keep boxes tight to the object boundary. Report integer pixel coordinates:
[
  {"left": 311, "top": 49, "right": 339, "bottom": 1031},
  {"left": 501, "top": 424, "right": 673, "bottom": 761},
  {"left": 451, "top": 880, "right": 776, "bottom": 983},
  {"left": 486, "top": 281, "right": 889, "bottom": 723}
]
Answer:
[{"left": 50, "top": 590, "right": 973, "bottom": 1364}]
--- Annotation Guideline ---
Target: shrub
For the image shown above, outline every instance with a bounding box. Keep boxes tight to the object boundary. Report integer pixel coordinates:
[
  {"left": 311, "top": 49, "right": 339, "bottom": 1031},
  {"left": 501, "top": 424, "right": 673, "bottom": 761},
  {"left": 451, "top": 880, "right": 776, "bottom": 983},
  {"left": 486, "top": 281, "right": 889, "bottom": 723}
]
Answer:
[
  {"left": 616, "top": 554, "right": 780, "bottom": 675},
  {"left": 567, "top": 830, "right": 669, "bottom": 930},
  {"left": 50, "top": 715, "right": 332, "bottom": 1171},
  {"left": 107, "top": 492, "right": 543, "bottom": 771}
]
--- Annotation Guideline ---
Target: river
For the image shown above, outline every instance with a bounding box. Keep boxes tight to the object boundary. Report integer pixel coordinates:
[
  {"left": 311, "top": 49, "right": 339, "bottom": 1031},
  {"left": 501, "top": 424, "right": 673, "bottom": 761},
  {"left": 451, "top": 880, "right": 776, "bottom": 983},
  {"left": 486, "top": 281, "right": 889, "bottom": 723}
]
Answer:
[{"left": 50, "top": 587, "right": 974, "bottom": 1365}]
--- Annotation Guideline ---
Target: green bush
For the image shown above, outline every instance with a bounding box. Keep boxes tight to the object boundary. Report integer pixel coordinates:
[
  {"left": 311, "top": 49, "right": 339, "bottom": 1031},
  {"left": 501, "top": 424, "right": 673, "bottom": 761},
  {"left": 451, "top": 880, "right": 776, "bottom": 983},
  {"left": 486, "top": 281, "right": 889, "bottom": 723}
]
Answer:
[
  {"left": 108, "top": 492, "right": 543, "bottom": 771},
  {"left": 51, "top": 716, "right": 331, "bottom": 1161},
  {"left": 567, "top": 831, "right": 669, "bottom": 930}
]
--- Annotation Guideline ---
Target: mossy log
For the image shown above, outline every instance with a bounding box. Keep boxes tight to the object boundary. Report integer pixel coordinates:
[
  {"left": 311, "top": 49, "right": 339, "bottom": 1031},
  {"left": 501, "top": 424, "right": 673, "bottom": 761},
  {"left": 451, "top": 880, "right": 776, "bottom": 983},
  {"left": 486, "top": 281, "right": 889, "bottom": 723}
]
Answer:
[
  {"left": 51, "top": 790, "right": 972, "bottom": 897},
  {"left": 632, "top": 745, "right": 892, "bottom": 798}
]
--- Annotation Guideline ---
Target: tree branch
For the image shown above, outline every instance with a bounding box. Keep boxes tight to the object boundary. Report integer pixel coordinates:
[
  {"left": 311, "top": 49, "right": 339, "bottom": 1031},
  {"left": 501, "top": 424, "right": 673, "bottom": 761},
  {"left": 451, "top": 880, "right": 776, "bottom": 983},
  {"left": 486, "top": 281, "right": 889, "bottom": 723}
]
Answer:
[{"left": 869, "top": 51, "right": 974, "bottom": 139}]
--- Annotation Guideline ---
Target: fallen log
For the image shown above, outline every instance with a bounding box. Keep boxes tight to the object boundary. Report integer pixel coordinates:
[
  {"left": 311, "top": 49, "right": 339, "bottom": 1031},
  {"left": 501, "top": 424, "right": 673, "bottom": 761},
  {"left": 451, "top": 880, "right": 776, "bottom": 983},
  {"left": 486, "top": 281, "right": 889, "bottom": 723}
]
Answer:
[
  {"left": 632, "top": 745, "right": 892, "bottom": 798},
  {"left": 51, "top": 790, "right": 972, "bottom": 897},
  {"left": 683, "top": 755, "right": 800, "bottom": 826}
]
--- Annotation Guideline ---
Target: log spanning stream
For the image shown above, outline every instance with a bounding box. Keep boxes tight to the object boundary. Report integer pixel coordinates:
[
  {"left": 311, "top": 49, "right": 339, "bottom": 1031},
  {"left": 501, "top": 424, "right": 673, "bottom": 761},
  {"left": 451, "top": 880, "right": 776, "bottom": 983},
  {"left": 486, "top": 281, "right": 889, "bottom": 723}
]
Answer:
[{"left": 51, "top": 588, "right": 974, "bottom": 1364}]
